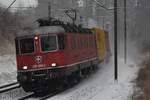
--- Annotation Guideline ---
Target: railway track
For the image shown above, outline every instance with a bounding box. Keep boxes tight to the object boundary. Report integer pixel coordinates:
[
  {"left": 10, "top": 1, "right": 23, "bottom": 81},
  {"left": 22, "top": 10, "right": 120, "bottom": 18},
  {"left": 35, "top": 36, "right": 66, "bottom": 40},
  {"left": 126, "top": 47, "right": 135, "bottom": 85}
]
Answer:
[
  {"left": 39, "top": 90, "right": 61, "bottom": 100},
  {"left": 0, "top": 82, "right": 20, "bottom": 93},
  {"left": 17, "top": 91, "right": 58, "bottom": 100},
  {"left": 18, "top": 93, "right": 35, "bottom": 100},
  {"left": 18, "top": 89, "right": 63, "bottom": 100},
  {"left": 13, "top": 73, "right": 85, "bottom": 100}
]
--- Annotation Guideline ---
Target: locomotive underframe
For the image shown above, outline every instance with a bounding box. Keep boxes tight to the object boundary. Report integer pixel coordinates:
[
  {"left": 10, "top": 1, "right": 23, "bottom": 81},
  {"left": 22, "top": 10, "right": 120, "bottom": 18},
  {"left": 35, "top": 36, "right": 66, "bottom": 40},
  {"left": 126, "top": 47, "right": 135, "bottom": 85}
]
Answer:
[{"left": 17, "top": 58, "right": 99, "bottom": 92}]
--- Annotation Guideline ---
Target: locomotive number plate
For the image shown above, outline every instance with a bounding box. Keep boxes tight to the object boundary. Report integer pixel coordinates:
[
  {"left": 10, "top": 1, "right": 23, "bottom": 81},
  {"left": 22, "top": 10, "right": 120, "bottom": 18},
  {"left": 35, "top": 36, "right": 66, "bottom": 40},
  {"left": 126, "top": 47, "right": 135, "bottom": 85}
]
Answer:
[{"left": 32, "top": 64, "right": 46, "bottom": 68}]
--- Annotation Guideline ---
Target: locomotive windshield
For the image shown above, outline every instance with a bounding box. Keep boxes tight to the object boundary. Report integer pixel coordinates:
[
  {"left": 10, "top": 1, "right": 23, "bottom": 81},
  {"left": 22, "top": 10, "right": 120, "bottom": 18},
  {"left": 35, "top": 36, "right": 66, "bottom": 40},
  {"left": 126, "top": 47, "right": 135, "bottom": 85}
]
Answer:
[
  {"left": 41, "top": 35, "right": 57, "bottom": 52},
  {"left": 20, "top": 38, "right": 34, "bottom": 54}
]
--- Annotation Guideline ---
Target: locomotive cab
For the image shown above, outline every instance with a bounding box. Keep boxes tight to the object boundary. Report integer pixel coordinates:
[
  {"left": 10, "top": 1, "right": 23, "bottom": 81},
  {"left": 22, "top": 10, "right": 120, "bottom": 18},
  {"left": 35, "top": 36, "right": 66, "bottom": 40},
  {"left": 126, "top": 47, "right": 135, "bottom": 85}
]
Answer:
[{"left": 15, "top": 26, "right": 67, "bottom": 92}]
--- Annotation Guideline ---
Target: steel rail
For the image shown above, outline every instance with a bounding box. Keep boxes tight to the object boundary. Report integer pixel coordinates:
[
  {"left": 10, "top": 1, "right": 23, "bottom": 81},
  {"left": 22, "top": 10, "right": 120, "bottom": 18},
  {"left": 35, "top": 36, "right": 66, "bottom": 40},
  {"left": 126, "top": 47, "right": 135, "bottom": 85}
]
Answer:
[
  {"left": 18, "top": 93, "right": 35, "bottom": 100},
  {"left": 39, "top": 91, "right": 60, "bottom": 100},
  {"left": 0, "top": 82, "right": 18, "bottom": 89},
  {"left": 0, "top": 85, "right": 20, "bottom": 93}
]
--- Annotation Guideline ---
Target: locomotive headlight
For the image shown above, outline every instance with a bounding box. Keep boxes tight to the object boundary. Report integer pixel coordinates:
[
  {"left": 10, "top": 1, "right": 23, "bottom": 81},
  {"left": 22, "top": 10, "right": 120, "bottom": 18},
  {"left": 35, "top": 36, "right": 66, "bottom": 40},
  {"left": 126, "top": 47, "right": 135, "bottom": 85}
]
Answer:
[
  {"left": 51, "top": 63, "right": 56, "bottom": 67},
  {"left": 23, "top": 66, "right": 28, "bottom": 70},
  {"left": 34, "top": 36, "right": 38, "bottom": 40}
]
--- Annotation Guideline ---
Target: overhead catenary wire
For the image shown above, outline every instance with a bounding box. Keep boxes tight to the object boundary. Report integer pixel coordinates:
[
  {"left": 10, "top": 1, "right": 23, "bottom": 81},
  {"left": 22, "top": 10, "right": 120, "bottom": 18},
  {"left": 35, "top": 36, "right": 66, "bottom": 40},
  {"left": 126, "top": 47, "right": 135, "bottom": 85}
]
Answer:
[
  {"left": 1, "top": 0, "right": 17, "bottom": 15},
  {"left": 93, "top": 0, "right": 111, "bottom": 10}
]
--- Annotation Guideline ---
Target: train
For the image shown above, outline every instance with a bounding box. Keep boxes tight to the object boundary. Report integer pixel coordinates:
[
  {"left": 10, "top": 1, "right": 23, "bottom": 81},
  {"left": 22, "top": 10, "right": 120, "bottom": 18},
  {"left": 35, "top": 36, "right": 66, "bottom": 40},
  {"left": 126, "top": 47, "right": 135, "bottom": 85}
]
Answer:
[{"left": 15, "top": 18, "right": 111, "bottom": 92}]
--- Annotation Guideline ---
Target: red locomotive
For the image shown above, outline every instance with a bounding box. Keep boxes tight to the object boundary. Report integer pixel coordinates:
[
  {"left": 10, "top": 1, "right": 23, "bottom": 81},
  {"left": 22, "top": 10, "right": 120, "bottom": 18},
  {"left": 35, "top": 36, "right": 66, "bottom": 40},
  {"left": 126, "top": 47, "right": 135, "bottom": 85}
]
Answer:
[{"left": 15, "top": 18, "right": 110, "bottom": 92}]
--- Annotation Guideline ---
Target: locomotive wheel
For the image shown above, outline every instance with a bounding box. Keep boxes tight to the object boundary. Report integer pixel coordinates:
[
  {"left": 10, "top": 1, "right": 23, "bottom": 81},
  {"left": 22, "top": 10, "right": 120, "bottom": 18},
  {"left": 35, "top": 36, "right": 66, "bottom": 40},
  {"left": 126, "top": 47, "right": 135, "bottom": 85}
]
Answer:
[
  {"left": 21, "top": 83, "right": 31, "bottom": 92},
  {"left": 92, "top": 64, "right": 98, "bottom": 72},
  {"left": 76, "top": 69, "right": 83, "bottom": 82},
  {"left": 82, "top": 66, "right": 92, "bottom": 77},
  {"left": 82, "top": 68, "right": 88, "bottom": 77},
  {"left": 68, "top": 73, "right": 79, "bottom": 86}
]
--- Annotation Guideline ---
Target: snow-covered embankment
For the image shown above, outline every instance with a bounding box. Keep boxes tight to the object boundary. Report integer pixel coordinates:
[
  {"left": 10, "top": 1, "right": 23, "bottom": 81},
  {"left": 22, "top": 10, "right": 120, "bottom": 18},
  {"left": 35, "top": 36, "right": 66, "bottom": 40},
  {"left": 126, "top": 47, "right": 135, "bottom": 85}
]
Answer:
[
  {"left": 47, "top": 58, "right": 139, "bottom": 100},
  {"left": 0, "top": 55, "right": 17, "bottom": 86}
]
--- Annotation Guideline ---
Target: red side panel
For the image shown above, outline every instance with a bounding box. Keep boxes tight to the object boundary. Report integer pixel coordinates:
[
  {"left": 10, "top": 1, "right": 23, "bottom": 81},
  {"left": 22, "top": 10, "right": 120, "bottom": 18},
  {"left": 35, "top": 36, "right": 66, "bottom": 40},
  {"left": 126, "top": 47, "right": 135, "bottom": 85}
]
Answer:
[{"left": 64, "top": 33, "right": 97, "bottom": 65}]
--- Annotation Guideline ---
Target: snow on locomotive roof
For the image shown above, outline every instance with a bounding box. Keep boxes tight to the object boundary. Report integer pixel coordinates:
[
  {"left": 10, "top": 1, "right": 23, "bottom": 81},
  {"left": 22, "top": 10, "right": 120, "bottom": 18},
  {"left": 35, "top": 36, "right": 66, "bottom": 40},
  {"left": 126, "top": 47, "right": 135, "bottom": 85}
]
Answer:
[
  {"left": 34, "top": 26, "right": 65, "bottom": 34},
  {"left": 17, "top": 26, "right": 65, "bottom": 37}
]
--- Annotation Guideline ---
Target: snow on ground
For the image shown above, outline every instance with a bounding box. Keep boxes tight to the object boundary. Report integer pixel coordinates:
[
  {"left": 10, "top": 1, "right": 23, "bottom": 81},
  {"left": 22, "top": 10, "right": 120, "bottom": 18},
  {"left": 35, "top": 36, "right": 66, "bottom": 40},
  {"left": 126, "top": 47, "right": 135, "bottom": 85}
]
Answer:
[
  {"left": 0, "top": 55, "right": 139, "bottom": 100},
  {"left": 0, "top": 54, "right": 32, "bottom": 100},
  {"left": 47, "top": 58, "right": 139, "bottom": 100},
  {"left": 0, "top": 55, "right": 17, "bottom": 86}
]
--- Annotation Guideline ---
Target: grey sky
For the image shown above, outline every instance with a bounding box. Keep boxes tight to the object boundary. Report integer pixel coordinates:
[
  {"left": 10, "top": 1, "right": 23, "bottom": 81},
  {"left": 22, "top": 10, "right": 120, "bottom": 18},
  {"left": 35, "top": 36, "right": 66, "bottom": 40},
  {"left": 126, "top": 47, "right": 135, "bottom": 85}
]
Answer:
[{"left": 0, "top": 0, "right": 37, "bottom": 7}]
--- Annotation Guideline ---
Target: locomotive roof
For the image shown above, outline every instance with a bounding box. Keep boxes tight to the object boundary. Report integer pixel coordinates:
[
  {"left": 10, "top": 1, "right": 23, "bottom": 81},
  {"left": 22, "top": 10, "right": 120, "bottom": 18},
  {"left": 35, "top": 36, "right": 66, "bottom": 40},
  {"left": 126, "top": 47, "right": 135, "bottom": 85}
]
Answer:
[
  {"left": 16, "top": 26, "right": 65, "bottom": 37},
  {"left": 34, "top": 26, "right": 65, "bottom": 34},
  {"left": 16, "top": 17, "right": 94, "bottom": 37}
]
